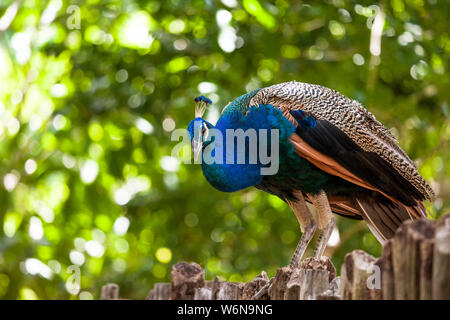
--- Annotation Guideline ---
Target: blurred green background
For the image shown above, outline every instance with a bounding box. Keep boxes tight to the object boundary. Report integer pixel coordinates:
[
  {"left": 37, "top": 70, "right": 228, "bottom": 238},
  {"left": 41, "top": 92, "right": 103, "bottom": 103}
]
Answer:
[{"left": 0, "top": 0, "right": 448, "bottom": 299}]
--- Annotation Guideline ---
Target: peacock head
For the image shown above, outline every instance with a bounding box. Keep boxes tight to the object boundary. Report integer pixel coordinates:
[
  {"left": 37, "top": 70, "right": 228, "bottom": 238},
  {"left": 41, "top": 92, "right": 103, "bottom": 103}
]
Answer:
[{"left": 187, "top": 96, "right": 214, "bottom": 161}]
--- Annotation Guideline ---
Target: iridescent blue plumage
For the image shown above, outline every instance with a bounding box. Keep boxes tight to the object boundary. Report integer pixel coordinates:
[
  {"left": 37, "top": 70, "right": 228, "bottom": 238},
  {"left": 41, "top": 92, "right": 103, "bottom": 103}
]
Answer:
[
  {"left": 200, "top": 104, "right": 295, "bottom": 192},
  {"left": 290, "top": 109, "right": 316, "bottom": 128}
]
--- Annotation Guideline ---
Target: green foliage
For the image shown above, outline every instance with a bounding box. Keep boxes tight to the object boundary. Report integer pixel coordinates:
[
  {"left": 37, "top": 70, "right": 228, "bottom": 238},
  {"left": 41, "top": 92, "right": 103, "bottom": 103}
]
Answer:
[{"left": 0, "top": 0, "right": 448, "bottom": 299}]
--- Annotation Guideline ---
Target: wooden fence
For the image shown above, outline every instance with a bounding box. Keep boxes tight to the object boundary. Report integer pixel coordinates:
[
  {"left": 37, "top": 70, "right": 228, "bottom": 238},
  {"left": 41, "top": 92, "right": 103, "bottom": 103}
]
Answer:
[{"left": 101, "top": 214, "right": 450, "bottom": 300}]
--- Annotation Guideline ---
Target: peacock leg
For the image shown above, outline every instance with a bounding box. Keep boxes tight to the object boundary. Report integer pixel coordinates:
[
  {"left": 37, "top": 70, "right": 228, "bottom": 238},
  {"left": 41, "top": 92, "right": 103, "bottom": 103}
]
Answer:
[
  {"left": 252, "top": 191, "right": 316, "bottom": 300},
  {"left": 286, "top": 191, "right": 317, "bottom": 267},
  {"left": 307, "top": 189, "right": 335, "bottom": 258}
]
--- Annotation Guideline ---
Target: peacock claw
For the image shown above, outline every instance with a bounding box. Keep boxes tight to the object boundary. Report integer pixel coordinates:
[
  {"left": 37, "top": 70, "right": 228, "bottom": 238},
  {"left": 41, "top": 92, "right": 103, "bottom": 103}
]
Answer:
[{"left": 251, "top": 282, "right": 270, "bottom": 300}]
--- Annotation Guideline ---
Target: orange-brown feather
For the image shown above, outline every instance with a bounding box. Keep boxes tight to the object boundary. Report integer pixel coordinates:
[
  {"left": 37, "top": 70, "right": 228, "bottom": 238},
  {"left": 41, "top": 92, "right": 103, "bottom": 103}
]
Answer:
[{"left": 290, "top": 133, "right": 426, "bottom": 220}]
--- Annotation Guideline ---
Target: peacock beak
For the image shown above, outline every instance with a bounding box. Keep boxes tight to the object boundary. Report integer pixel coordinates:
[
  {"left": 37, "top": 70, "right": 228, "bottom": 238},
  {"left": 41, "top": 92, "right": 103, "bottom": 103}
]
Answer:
[{"left": 192, "top": 139, "right": 202, "bottom": 162}]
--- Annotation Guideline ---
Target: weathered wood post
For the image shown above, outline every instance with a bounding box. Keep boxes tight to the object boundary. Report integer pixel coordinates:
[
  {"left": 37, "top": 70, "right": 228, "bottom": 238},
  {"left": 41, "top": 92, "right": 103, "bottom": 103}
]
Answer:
[
  {"left": 432, "top": 215, "right": 450, "bottom": 299},
  {"left": 241, "top": 271, "right": 269, "bottom": 300},
  {"left": 104, "top": 214, "right": 450, "bottom": 301},
  {"left": 170, "top": 262, "right": 204, "bottom": 300},
  {"left": 284, "top": 268, "right": 301, "bottom": 300},
  {"left": 100, "top": 283, "right": 120, "bottom": 300},
  {"left": 405, "top": 219, "right": 434, "bottom": 299},
  {"left": 381, "top": 240, "right": 394, "bottom": 299},
  {"left": 340, "top": 250, "right": 380, "bottom": 300},
  {"left": 147, "top": 283, "right": 171, "bottom": 300},
  {"left": 268, "top": 266, "right": 292, "bottom": 300},
  {"left": 194, "top": 287, "right": 212, "bottom": 300},
  {"left": 267, "top": 256, "right": 336, "bottom": 300},
  {"left": 317, "top": 277, "right": 341, "bottom": 300},
  {"left": 392, "top": 218, "right": 437, "bottom": 299},
  {"left": 213, "top": 279, "right": 243, "bottom": 300},
  {"left": 298, "top": 257, "right": 336, "bottom": 300}
]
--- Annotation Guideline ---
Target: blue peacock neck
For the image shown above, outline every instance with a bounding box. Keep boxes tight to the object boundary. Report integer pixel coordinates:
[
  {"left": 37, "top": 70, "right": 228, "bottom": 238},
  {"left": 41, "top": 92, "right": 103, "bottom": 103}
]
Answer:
[
  {"left": 200, "top": 110, "right": 264, "bottom": 193},
  {"left": 199, "top": 89, "right": 264, "bottom": 192}
]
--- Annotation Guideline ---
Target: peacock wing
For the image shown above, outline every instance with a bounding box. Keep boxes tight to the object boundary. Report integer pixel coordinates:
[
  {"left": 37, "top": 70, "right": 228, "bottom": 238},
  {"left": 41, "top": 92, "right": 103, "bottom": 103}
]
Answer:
[{"left": 249, "top": 81, "right": 435, "bottom": 202}]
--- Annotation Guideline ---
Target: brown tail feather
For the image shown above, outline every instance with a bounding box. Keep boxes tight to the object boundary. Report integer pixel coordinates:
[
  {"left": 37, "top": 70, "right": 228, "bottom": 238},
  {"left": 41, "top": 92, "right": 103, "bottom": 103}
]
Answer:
[
  {"left": 329, "top": 202, "right": 362, "bottom": 219},
  {"left": 326, "top": 195, "right": 362, "bottom": 219},
  {"left": 355, "top": 195, "right": 427, "bottom": 241},
  {"left": 319, "top": 192, "right": 428, "bottom": 242}
]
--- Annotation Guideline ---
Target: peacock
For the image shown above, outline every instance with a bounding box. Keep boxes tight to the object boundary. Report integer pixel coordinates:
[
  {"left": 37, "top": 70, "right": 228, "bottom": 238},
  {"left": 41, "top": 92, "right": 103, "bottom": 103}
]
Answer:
[{"left": 187, "top": 81, "right": 435, "bottom": 270}]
